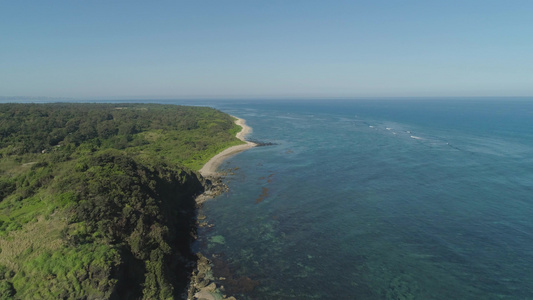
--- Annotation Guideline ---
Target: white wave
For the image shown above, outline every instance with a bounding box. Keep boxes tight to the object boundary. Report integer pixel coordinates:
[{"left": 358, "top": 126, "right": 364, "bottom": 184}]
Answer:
[
  {"left": 410, "top": 135, "right": 423, "bottom": 140},
  {"left": 386, "top": 127, "right": 392, "bottom": 130},
  {"left": 369, "top": 125, "right": 374, "bottom": 128}
]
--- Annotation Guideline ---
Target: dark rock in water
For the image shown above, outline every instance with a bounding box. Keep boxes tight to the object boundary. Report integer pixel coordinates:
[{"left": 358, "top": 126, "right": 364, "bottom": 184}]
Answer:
[
  {"left": 386, "top": 274, "right": 419, "bottom": 300},
  {"left": 255, "top": 187, "right": 269, "bottom": 204},
  {"left": 248, "top": 139, "right": 278, "bottom": 147}
]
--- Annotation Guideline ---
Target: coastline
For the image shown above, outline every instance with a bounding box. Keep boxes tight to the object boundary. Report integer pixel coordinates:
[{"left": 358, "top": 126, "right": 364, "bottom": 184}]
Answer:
[
  {"left": 189, "top": 116, "right": 256, "bottom": 300},
  {"left": 199, "top": 117, "right": 256, "bottom": 178}
]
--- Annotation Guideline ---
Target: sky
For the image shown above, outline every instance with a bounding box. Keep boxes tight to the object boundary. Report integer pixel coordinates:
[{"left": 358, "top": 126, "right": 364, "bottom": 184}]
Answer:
[{"left": 1, "top": 1, "right": 532, "bottom": 99}]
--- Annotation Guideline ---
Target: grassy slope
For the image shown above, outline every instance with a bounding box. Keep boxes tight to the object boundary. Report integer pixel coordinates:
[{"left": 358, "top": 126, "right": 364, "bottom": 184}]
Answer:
[{"left": 0, "top": 103, "right": 242, "bottom": 299}]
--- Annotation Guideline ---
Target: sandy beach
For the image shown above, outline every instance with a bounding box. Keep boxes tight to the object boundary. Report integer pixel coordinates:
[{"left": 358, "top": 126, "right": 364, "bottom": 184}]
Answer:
[{"left": 199, "top": 117, "right": 256, "bottom": 178}]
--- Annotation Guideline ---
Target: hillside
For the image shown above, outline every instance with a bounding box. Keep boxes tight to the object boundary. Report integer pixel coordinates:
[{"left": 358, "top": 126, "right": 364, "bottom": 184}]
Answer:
[{"left": 0, "top": 103, "right": 242, "bottom": 299}]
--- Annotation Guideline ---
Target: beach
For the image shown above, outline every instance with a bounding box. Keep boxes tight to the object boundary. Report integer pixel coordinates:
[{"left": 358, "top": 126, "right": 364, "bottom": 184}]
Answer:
[{"left": 199, "top": 117, "right": 256, "bottom": 178}]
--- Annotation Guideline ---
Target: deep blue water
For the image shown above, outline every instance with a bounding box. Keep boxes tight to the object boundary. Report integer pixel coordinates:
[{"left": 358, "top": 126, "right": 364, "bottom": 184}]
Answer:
[{"left": 187, "top": 99, "right": 533, "bottom": 299}]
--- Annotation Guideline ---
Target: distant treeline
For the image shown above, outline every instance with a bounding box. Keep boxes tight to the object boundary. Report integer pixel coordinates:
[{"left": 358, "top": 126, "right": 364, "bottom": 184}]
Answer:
[{"left": 0, "top": 103, "right": 241, "bottom": 299}]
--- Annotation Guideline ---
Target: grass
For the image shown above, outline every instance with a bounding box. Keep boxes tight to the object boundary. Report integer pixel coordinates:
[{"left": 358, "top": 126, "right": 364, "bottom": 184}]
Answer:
[
  {"left": 0, "top": 215, "right": 65, "bottom": 272},
  {"left": 123, "top": 122, "right": 244, "bottom": 170},
  {"left": 11, "top": 243, "right": 119, "bottom": 299}
]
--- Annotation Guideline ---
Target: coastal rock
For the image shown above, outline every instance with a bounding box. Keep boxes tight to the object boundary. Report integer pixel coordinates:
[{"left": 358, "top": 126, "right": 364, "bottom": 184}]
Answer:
[
  {"left": 188, "top": 252, "right": 242, "bottom": 300},
  {"left": 194, "top": 289, "right": 223, "bottom": 300},
  {"left": 195, "top": 177, "right": 229, "bottom": 205},
  {"left": 205, "top": 282, "right": 217, "bottom": 293}
]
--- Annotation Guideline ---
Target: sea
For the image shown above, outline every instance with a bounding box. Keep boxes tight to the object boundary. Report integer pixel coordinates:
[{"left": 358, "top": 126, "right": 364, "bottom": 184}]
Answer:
[
  {"left": 13, "top": 98, "right": 533, "bottom": 299},
  {"left": 185, "top": 98, "right": 533, "bottom": 300}
]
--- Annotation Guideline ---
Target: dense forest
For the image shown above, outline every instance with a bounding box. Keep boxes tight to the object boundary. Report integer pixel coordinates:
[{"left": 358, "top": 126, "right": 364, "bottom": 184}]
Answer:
[{"left": 0, "top": 103, "right": 242, "bottom": 299}]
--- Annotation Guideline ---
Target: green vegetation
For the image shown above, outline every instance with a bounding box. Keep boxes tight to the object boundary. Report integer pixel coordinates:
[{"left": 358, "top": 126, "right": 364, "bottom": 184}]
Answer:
[{"left": 0, "top": 103, "right": 242, "bottom": 299}]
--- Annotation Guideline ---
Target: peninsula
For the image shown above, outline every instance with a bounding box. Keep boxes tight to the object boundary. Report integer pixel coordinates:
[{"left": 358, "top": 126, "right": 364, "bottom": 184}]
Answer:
[{"left": 0, "top": 103, "right": 247, "bottom": 299}]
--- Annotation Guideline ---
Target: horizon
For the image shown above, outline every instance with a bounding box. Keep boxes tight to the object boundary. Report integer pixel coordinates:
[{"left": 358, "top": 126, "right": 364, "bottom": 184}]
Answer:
[
  {"left": 2, "top": 1, "right": 533, "bottom": 99},
  {"left": 2, "top": 95, "right": 533, "bottom": 104}
]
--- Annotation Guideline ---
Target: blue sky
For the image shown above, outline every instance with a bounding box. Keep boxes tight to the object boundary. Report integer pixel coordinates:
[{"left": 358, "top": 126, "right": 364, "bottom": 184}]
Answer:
[{"left": 1, "top": 1, "right": 532, "bottom": 99}]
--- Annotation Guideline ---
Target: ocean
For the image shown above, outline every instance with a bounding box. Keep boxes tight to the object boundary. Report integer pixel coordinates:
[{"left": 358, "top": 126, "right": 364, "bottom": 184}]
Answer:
[{"left": 185, "top": 98, "right": 533, "bottom": 299}]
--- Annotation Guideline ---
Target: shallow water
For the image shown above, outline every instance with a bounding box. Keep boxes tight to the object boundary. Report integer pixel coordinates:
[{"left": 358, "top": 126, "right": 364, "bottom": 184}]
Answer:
[{"left": 184, "top": 98, "right": 533, "bottom": 300}]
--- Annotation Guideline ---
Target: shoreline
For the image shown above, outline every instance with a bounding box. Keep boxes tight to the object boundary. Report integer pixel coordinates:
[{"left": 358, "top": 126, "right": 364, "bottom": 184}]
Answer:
[
  {"left": 188, "top": 116, "right": 255, "bottom": 299},
  {"left": 198, "top": 116, "right": 256, "bottom": 178}
]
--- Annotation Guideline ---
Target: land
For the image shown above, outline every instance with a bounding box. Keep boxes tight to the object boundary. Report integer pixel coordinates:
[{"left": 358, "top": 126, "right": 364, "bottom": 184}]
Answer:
[{"left": 0, "top": 103, "right": 246, "bottom": 299}]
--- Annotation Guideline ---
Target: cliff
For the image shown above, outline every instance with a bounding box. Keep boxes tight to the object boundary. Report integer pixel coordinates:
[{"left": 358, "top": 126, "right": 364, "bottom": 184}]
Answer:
[{"left": 0, "top": 103, "right": 242, "bottom": 299}]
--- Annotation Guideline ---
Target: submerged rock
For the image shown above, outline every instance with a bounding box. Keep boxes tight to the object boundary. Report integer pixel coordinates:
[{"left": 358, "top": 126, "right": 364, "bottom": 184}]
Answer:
[{"left": 209, "top": 235, "right": 226, "bottom": 245}]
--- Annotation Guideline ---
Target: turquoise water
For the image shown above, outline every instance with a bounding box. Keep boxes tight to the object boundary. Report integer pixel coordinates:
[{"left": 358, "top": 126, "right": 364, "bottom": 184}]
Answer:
[{"left": 188, "top": 99, "right": 533, "bottom": 299}]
